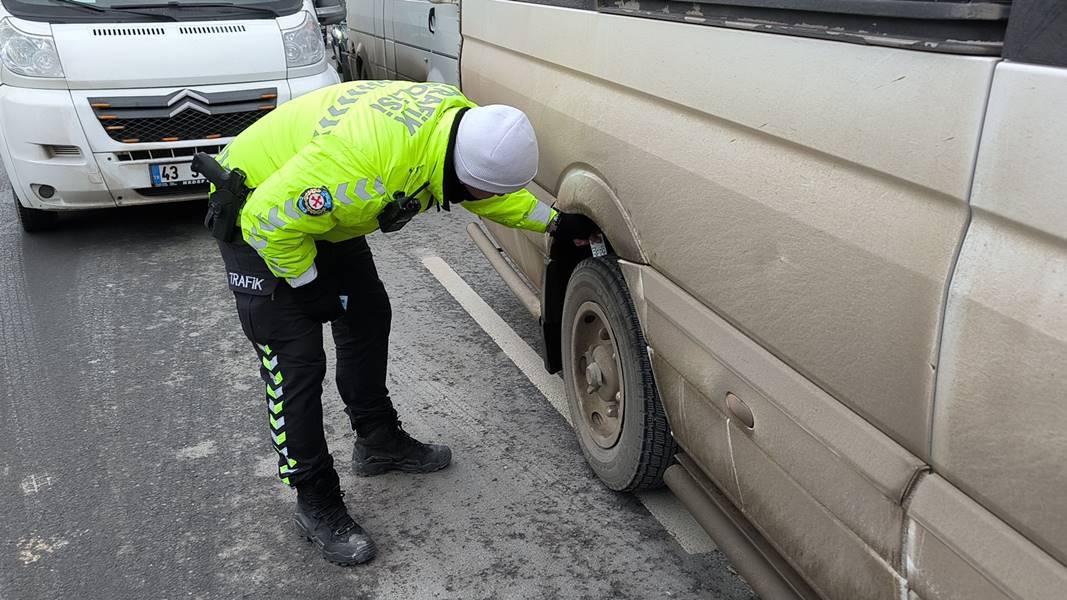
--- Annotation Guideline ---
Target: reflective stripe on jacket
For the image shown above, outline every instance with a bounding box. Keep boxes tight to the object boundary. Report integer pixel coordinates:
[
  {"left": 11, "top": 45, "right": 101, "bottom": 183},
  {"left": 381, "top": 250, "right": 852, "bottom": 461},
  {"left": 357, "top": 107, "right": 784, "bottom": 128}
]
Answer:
[{"left": 220, "top": 80, "right": 556, "bottom": 285}]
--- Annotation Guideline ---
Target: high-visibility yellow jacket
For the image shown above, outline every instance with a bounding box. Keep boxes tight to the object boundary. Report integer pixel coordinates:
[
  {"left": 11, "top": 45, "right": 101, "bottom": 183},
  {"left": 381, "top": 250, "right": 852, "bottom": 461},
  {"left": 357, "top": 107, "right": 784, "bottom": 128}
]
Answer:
[{"left": 220, "top": 80, "right": 556, "bottom": 286}]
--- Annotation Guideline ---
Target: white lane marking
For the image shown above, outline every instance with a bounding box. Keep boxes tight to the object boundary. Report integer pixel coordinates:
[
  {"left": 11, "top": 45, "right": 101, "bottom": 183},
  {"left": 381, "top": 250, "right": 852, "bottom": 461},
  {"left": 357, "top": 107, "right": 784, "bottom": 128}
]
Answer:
[
  {"left": 636, "top": 489, "right": 717, "bottom": 554},
  {"left": 421, "top": 255, "right": 571, "bottom": 424},
  {"left": 421, "top": 255, "right": 716, "bottom": 555}
]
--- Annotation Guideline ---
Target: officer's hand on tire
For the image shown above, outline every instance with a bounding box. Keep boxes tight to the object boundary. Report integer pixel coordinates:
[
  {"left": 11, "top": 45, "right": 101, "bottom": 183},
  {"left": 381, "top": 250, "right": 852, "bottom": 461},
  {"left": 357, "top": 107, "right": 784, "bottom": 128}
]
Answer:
[
  {"left": 292, "top": 276, "right": 345, "bottom": 323},
  {"left": 551, "top": 212, "right": 598, "bottom": 244}
]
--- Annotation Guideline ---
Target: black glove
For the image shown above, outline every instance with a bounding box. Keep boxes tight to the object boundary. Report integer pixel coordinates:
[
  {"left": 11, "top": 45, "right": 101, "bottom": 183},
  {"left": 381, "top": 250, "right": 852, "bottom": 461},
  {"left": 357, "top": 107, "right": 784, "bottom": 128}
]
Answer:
[
  {"left": 550, "top": 212, "right": 597, "bottom": 241},
  {"left": 291, "top": 275, "right": 345, "bottom": 323}
]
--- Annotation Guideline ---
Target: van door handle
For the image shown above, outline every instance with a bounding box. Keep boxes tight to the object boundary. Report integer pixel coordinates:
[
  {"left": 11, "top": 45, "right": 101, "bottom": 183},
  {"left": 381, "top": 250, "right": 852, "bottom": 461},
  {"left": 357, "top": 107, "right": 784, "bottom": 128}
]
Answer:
[
  {"left": 428, "top": 6, "right": 436, "bottom": 34},
  {"left": 726, "top": 393, "right": 755, "bottom": 429}
]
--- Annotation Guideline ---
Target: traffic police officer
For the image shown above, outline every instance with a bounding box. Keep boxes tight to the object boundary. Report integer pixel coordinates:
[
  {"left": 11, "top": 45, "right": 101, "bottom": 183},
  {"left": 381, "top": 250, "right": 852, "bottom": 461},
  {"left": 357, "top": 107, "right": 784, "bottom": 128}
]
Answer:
[{"left": 215, "top": 80, "right": 594, "bottom": 565}]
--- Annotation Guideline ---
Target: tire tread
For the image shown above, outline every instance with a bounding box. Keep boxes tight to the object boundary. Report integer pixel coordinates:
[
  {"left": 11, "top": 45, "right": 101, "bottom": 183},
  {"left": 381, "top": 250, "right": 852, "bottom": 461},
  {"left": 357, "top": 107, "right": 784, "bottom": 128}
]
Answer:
[
  {"left": 13, "top": 192, "right": 58, "bottom": 233},
  {"left": 571, "top": 256, "right": 677, "bottom": 492}
]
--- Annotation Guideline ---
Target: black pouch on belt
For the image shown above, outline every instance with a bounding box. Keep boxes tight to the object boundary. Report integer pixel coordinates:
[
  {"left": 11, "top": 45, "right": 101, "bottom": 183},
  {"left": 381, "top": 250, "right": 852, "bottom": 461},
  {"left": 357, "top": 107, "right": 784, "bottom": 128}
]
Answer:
[
  {"left": 194, "top": 152, "right": 251, "bottom": 244},
  {"left": 217, "top": 238, "right": 279, "bottom": 296}
]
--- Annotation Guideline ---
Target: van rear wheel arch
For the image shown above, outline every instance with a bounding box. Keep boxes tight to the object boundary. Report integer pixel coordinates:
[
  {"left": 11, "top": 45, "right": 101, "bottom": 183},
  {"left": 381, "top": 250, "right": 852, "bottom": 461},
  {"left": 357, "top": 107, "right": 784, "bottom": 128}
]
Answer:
[{"left": 540, "top": 167, "right": 646, "bottom": 372}]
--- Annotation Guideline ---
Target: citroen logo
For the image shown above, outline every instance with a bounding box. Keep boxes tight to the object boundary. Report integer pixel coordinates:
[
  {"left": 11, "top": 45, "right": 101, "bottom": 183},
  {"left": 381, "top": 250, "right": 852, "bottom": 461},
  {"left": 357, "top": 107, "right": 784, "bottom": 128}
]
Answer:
[{"left": 165, "top": 89, "right": 213, "bottom": 118}]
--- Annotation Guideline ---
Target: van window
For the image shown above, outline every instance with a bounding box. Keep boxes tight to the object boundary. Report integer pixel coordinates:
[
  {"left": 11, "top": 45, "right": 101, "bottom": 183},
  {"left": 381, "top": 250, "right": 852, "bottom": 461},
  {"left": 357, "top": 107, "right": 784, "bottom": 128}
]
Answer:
[
  {"left": 3, "top": 0, "right": 303, "bottom": 23},
  {"left": 595, "top": 0, "right": 1011, "bottom": 55},
  {"left": 1004, "top": 0, "right": 1067, "bottom": 68}
]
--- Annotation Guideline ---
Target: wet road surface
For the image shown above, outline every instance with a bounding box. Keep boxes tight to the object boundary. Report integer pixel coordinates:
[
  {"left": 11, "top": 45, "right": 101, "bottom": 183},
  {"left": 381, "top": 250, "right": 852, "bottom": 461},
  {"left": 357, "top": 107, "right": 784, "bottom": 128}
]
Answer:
[{"left": 0, "top": 176, "right": 756, "bottom": 599}]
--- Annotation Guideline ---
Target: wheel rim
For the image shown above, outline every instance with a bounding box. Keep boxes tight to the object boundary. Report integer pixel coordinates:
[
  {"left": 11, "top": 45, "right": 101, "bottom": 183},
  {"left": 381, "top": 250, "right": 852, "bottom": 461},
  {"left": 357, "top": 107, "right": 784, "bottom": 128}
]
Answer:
[{"left": 570, "top": 301, "right": 624, "bottom": 449}]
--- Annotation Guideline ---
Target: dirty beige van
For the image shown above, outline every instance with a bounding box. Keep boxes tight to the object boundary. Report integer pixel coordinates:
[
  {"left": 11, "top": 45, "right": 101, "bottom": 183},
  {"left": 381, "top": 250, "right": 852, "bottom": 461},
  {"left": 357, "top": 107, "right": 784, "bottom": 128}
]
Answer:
[{"left": 461, "top": 1, "right": 1067, "bottom": 598}]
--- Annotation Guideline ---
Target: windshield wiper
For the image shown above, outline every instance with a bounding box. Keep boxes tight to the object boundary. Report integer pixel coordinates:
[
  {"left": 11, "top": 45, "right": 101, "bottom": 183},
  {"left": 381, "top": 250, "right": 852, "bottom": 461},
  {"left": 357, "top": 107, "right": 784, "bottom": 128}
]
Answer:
[
  {"left": 46, "top": 0, "right": 178, "bottom": 19},
  {"left": 118, "top": 2, "right": 280, "bottom": 17},
  {"left": 47, "top": 0, "right": 104, "bottom": 12}
]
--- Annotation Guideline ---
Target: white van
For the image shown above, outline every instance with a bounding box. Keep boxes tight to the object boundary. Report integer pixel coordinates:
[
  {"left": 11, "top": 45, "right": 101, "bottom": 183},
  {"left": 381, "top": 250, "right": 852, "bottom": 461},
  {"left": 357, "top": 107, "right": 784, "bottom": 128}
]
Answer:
[
  {"left": 1, "top": 0, "right": 341, "bottom": 231},
  {"left": 340, "top": 0, "right": 458, "bottom": 84}
]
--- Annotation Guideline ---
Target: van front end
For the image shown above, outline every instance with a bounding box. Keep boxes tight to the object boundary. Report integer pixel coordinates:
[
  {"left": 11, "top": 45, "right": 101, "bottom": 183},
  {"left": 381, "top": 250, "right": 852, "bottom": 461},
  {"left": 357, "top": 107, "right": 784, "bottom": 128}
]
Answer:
[
  {"left": 0, "top": 75, "right": 336, "bottom": 211},
  {"left": 0, "top": 0, "right": 338, "bottom": 228}
]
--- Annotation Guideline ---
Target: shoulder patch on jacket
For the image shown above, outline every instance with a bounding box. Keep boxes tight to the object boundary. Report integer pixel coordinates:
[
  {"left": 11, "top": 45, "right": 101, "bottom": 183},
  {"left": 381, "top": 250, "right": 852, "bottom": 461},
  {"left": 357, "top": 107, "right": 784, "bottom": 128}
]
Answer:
[{"left": 297, "top": 187, "right": 333, "bottom": 216}]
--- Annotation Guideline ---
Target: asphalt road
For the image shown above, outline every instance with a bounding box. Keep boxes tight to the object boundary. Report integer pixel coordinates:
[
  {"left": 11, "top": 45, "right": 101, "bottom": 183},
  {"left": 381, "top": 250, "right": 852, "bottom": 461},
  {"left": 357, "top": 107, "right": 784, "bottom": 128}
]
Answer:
[{"left": 0, "top": 172, "right": 756, "bottom": 599}]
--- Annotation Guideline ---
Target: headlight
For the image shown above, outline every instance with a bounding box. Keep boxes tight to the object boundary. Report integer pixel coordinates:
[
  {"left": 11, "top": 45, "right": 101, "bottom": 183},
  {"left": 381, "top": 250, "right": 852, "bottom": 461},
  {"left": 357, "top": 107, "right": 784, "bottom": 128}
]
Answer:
[
  {"left": 281, "top": 12, "right": 324, "bottom": 68},
  {"left": 0, "top": 19, "right": 63, "bottom": 78}
]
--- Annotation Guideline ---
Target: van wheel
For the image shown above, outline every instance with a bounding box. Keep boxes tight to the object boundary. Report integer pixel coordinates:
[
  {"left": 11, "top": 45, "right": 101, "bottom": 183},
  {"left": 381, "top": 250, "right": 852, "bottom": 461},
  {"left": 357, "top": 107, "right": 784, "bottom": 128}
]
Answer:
[
  {"left": 13, "top": 191, "right": 58, "bottom": 233},
  {"left": 562, "top": 256, "right": 676, "bottom": 491},
  {"left": 336, "top": 44, "right": 354, "bottom": 81}
]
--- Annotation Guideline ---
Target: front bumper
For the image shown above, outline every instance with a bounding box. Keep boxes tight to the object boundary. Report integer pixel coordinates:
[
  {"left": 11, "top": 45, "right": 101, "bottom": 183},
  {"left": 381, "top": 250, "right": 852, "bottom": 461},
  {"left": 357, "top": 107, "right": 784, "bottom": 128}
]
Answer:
[{"left": 0, "top": 66, "right": 338, "bottom": 211}]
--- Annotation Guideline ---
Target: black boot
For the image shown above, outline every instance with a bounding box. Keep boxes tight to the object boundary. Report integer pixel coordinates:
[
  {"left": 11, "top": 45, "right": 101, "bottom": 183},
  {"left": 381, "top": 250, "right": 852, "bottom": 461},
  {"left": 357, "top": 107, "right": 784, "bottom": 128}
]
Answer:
[
  {"left": 295, "top": 475, "right": 377, "bottom": 566},
  {"left": 352, "top": 421, "right": 452, "bottom": 477}
]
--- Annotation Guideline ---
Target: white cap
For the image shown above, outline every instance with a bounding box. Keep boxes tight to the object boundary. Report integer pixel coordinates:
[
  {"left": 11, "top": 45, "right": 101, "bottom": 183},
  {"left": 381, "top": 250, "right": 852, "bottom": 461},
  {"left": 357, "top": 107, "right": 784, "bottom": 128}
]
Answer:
[{"left": 454, "top": 105, "right": 539, "bottom": 195}]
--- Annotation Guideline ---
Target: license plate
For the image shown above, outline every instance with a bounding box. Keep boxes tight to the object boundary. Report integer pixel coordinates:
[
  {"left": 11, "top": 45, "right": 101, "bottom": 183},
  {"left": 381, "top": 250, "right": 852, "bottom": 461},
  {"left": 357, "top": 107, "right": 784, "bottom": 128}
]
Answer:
[{"left": 149, "top": 162, "right": 207, "bottom": 187}]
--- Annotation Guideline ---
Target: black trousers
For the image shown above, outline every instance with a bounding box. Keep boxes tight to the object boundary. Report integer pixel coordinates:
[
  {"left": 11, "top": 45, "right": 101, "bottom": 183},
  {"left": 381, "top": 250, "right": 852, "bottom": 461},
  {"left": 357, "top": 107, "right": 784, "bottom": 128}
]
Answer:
[{"left": 222, "top": 237, "right": 397, "bottom": 487}]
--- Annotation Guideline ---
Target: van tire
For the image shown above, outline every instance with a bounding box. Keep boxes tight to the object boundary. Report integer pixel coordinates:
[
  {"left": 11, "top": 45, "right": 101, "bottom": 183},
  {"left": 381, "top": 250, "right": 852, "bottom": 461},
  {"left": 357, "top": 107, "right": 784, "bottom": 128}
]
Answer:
[
  {"left": 338, "top": 47, "right": 354, "bottom": 81},
  {"left": 13, "top": 191, "right": 58, "bottom": 233},
  {"left": 561, "top": 256, "right": 675, "bottom": 492}
]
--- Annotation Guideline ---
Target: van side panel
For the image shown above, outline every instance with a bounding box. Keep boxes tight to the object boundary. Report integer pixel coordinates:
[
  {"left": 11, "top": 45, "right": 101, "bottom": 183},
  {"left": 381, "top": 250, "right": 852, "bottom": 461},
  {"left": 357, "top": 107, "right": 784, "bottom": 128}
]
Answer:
[
  {"left": 462, "top": 1, "right": 941, "bottom": 596},
  {"left": 461, "top": 0, "right": 997, "bottom": 458},
  {"left": 631, "top": 263, "right": 921, "bottom": 599},
  {"left": 932, "top": 62, "right": 1067, "bottom": 566},
  {"left": 905, "top": 475, "right": 1067, "bottom": 600},
  {"left": 347, "top": 0, "right": 389, "bottom": 77}
]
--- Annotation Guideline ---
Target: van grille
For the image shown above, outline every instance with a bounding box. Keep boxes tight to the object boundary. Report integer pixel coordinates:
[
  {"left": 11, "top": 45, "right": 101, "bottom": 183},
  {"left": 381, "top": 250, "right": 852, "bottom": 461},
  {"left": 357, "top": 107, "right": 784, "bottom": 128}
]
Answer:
[
  {"left": 90, "top": 25, "right": 247, "bottom": 36},
  {"left": 45, "top": 145, "right": 82, "bottom": 158},
  {"left": 113, "top": 144, "right": 225, "bottom": 162},
  {"left": 178, "top": 25, "right": 247, "bottom": 34},
  {"left": 89, "top": 88, "right": 277, "bottom": 144},
  {"left": 92, "top": 27, "right": 166, "bottom": 36},
  {"left": 102, "top": 111, "right": 265, "bottom": 144}
]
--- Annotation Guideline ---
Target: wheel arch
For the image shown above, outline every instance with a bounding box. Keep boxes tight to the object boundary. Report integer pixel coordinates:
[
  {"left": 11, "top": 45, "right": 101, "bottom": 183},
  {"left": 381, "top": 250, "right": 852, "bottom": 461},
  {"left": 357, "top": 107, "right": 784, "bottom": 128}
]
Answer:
[
  {"left": 540, "top": 165, "right": 647, "bottom": 373},
  {"left": 550, "top": 165, "right": 646, "bottom": 264},
  {"left": 347, "top": 37, "right": 370, "bottom": 79}
]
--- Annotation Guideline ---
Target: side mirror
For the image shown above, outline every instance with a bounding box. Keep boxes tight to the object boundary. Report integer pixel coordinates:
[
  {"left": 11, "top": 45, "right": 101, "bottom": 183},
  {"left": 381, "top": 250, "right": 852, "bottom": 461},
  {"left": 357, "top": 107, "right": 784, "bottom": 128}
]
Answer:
[{"left": 314, "top": 0, "right": 346, "bottom": 26}]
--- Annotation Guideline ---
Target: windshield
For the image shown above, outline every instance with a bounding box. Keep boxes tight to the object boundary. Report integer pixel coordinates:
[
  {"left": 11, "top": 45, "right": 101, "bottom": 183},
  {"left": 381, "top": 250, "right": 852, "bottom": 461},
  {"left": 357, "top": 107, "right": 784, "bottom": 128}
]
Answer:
[{"left": 2, "top": 0, "right": 303, "bottom": 22}]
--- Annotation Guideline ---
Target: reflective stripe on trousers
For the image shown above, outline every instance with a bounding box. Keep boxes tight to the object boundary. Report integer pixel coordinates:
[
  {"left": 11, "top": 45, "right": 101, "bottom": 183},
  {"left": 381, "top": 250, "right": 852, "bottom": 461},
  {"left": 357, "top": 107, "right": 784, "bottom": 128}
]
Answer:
[{"left": 257, "top": 343, "right": 298, "bottom": 485}]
